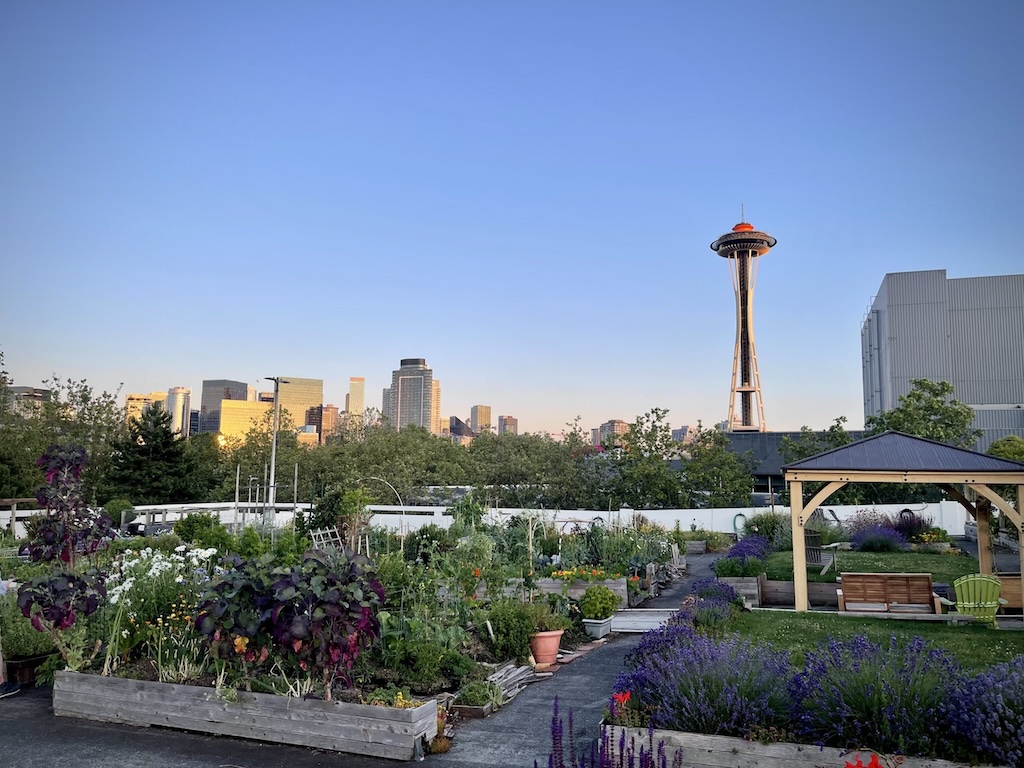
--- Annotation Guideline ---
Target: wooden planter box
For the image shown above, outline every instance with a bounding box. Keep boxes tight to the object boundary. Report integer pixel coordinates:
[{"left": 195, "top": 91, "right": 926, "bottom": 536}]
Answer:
[
  {"left": 684, "top": 540, "right": 707, "bottom": 555},
  {"left": 450, "top": 702, "right": 492, "bottom": 719},
  {"left": 717, "top": 575, "right": 763, "bottom": 607},
  {"left": 760, "top": 579, "right": 840, "bottom": 608},
  {"left": 601, "top": 723, "right": 1001, "bottom": 768},
  {"left": 53, "top": 671, "right": 438, "bottom": 761},
  {"left": 4, "top": 654, "right": 51, "bottom": 686},
  {"left": 532, "top": 577, "right": 628, "bottom": 602}
]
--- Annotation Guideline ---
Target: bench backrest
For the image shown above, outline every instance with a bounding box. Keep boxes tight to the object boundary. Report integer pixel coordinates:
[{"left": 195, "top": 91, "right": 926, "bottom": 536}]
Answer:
[{"left": 839, "top": 573, "right": 935, "bottom": 605}]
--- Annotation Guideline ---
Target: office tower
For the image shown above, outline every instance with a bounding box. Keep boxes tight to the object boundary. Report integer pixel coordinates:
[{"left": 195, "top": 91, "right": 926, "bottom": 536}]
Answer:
[
  {"left": 498, "top": 415, "right": 518, "bottom": 435},
  {"left": 710, "top": 219, "right": 777, "bottom": 432},
  {"left": 434, "top": 384, "right": 443, "bottom": 435},
  {"left": 385, "top": 358, "right": 437, "bottom": 432},
  {"left": 307, "top": 404, "right": 339, "bottom": 444},
  {"left": 218, "top": 400, "right": 272, "bottom": 441},
  {"left": 200, "top": 379, "right": 249, "bottom": 433},
  {"left": 671, "top": 425, "right": 693, "bottom": 443},
  {"left": 862, "top": 269, "right": 1024, "bottom": 450},
  {"left": 189, "top": 410, "right": 200, "bottom": 435},
  {"left": 125, "top": 391, "right": 168, "bottom": 423},
  {"left": 277, "top": 377, "right": 324, "bottom": 428},
  {"left": 346, "top": 377, "right": 365, "bottom": 417},
  {"left": 6, "top": 386, "right": 51, "bottom": 418},
  {"left": 382, "top": 388, "right": 391, "bottom": 420},
  {"left": 594, "top": 419, "right": 629, "bottom": 447},
  {"left": 470, "top": 405, "right": 492, "bottom": 434},
  {"left": 166, "top": 387, "right": 191, "bottom": 439}
]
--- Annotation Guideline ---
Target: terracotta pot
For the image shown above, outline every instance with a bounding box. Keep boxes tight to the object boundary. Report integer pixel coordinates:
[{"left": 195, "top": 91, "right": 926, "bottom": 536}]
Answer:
[{"left": 529, "top": 629, "right": 564, "bottom": 666}]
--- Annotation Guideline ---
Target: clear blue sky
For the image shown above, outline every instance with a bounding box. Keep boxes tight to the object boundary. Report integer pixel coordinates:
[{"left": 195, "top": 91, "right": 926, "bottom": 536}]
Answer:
[{"left": 2, "top": 1, "right": 1022, "bottom": 436}]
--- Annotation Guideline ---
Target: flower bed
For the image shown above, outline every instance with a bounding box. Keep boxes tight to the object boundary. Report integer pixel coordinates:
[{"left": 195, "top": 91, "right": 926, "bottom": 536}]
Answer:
[{"left": 53, "top": 671, "right": 438, "bottom": 761}]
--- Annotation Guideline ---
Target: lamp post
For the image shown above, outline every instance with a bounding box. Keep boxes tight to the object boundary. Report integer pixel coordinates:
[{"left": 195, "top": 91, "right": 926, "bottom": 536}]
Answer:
[
  {"left": 360, "top": 476, "right": 406, "bottom": 549},
  {"left": 265, "top": 377, "right": 289, "bottom": 522}
]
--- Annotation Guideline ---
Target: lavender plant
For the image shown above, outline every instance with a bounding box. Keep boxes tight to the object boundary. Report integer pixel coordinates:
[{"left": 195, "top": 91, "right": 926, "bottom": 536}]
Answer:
[
  {"left": 689, "top": 577, "right": 738, "bottom": 604},
  {"left": 950, "top": 656, "right": 1024, "bottom": 767},
  {"left": 538, "top": 697, "right": 684, "bottom": 768},
  {"left": 789, "top": 634, "right": 967, "bottom": 757},
  {"left": 850, "top": 525, "right": 907, "bottom": 552},
  {"left": 616, "top": 628, "right": 791, "bottom": 736}
]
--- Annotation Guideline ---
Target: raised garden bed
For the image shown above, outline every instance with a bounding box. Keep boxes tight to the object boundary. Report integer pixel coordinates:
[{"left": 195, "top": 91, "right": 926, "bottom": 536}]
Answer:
[
  {"left": 602, "top": 723, "right": 1004, "bottom": 768},
  {"left": 450, "top": 702, "right": 492, "bottom": 719},
  {"left": 53, "top": 671, "right": 438, "bottom": 761}
]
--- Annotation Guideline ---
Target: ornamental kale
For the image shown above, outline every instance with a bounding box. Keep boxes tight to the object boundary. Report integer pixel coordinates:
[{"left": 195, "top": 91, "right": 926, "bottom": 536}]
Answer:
[
  {"left": 950, "top": 656, "right": 1024, "bottom": 767},
  {"left": 616, "top": 628, "right": 791, "bottom": 737},
  {"left": 789, "top": 634, "right": 966, "bottom": 757}
]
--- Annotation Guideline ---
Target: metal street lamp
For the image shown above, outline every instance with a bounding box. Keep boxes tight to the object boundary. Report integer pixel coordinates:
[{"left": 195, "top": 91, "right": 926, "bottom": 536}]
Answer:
[
  {"left": 360, "top": 476, "right": 406, "bottom": 550},
  {"left": 265, "top": 377, "right": 289, "bottom": 522}
]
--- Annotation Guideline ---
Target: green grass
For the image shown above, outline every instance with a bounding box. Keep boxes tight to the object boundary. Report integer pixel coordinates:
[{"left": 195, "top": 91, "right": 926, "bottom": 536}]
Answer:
[
  {"left": 731, "top": 609, "right": 1024, "bottom": 672},
  {"left": 764, "top": 550, "right": 980, "bottom": 584}
]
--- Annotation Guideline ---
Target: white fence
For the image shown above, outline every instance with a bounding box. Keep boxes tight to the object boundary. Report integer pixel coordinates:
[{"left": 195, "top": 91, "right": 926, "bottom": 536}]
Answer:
[{"left": 2, "top": 499, "right": 970, "bottom": 539}]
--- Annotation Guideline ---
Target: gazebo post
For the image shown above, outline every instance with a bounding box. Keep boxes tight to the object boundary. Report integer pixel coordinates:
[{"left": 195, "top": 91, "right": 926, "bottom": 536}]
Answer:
[
  {"left": 976, "top": 498, "right": 994, "bottom": 575},
  {"left": 790, "top": 480, "right": 808, "bottom": 612},
  {"left": 1019, "top": 485, "right": 1024, "bottom": 614}
]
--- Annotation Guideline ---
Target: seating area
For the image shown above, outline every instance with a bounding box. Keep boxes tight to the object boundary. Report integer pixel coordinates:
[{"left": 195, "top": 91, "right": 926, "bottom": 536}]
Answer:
[
  {"left": 836, "top": 572, "right": 944, "bottom": 615},
  {"left": 938, "top": 574, "right": 1006, "bottom": 628}
]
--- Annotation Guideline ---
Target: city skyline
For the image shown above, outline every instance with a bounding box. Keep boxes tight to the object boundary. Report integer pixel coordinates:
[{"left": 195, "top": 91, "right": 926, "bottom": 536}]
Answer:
[{"left": 3, "top": 3, "right": 1022, "bottom": 435}]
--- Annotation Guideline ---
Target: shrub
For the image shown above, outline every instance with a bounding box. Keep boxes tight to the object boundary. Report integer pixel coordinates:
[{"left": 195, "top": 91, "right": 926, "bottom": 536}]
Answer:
[
  {"left": 727, "top": 535, "right": 771, "bottom": 561},
  {"left": 843, "top": 509, "right": 895, "bottom": 538},
  {"left": 743, "top": 512, "right": 789, "bottom": 545},
  {"left": 789, "top": 635, "right": 966, "bottom": 757},
  {"left": 892, "top": 509, "right": 933, "bottom": 542},
  {"left": 174, "top": 512, "right": 232, "bottom": 551},
  {"left": 851, "top": 525, "right": 907, "bottom": 552},
  {"left": 713, "top": 556, "right": 764, "bottom": 577},
  {"left": 690, "top": 577, "right": 738, "bottom": 605},
  {"left": 615, "top": 630, "right": 791, "bottom": 737},
  {"left": 403, "top": 524, "right": 455, "bottom": 565},
  {"left": 457, "top": 679, "right": 503, "bottom": 708},
  {"left": 578, "top": 585, "right": 621, "bottom": 620},
  {"left": 0, "top": 592, "right": 56, "bottom": 659},
  {"left": 103, "top": 498, "right": 135, "bottom": 527},
  {"left": 952, "top": 656, "right": 1024, "bottom": 767},
  {"left": 487, "top": 600, "right": 533, "bottom": 662}
]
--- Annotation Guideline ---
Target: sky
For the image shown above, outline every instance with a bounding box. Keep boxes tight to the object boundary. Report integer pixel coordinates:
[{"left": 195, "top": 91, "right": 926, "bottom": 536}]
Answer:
[{"left": 2, "top": 2, "right": 1023, "bottom": 436}]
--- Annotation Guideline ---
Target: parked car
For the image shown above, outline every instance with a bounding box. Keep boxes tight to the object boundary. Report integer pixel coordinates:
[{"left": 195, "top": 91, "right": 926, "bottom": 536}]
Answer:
[{"left": 125, "top": 521, "right": 176, "bottom": 537}]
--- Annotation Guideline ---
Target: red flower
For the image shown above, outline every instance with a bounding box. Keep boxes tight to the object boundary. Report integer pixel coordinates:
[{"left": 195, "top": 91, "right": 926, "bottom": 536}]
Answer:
[
  {"left": 845, "top": 755, "right": 882, "bottom": 768},
  {"left": 474, "top": 568, "right": 481, "bottom": 578},
  {"left": 612, "top": 691, "right": 631, "bottom": 706}
]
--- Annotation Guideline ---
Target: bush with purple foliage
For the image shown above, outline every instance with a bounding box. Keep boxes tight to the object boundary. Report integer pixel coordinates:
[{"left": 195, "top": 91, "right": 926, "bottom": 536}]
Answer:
[
  {"left": 712, "top": 535, "right": 770, "bottom": 577},
  {"left": 789, "top": 634, "right": 968, "bottom": 757},
  {"left": 614, "top": 628, "right": 791, "bottom": 737},
  {"left": 951, "top": 656, "right": 1024, "bottom": 767},
  {"left": 892, "top": 509, "right": 933, "bottom": 542},
  {"left": 850, "top": 525, "right": 907, "bottom": 552},
  {"left": 689, "top": 577, "right": 738, "bottom": 604}
]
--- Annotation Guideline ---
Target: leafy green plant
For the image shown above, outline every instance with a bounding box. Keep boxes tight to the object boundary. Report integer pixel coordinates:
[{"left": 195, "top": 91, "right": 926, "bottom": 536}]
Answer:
[
  {"left": 102, "top": 498, "right": 135, "bottom": 528},
  {"left": 0, "top": 592, "right": 56, "bottom": 659},
  {"left": 526, "top": 599, "right": 572, "bottom": 632},
  {"left": 487, "top": 599, "right": 533, "bottom": 662},
  {"left": 457, "top": 679, "right": 503, "bottom": 708},
  {"left": 174, "top": 511, "right": 232, "bottom": 551},
  {"left": 578, "top": 585, "right": 621, "bottom": 620},
  {"left": 713, "top": 556, "right": 764, "bottom": 577}
]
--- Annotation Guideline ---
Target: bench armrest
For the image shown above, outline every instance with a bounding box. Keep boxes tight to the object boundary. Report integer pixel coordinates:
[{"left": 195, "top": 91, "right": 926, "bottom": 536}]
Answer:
[
  {"left": 999, "top": 597, "right": 1008, "bottom": 605},
  {"left": 938, "top": 596, "right": 955, "bottom": 607}
]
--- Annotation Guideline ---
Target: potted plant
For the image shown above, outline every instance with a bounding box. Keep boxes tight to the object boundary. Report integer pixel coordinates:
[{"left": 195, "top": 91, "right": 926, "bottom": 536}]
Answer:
[
  {"left": 1, "top": 592, "right": 55, "bottom": 685},
  {"left": 578, "top": 584, "right": 621, "bottom": 639},
  {"left": 525, "top": 601, "right": 571, "bottom": 667}
]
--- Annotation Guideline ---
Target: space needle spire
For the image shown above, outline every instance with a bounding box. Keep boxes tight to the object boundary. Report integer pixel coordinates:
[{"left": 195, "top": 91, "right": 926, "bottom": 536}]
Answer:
[{"left": 710, "top": 220, "right": 777, "bottom": 431}]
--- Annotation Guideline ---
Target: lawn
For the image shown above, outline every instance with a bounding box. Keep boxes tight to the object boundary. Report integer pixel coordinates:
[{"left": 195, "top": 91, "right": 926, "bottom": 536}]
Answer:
[
  {"left": 764, "top": 550, "right": 980, "bottom": 584},
  {"left": 730, "top": 609, "right": 1024, "bottom": 672}
]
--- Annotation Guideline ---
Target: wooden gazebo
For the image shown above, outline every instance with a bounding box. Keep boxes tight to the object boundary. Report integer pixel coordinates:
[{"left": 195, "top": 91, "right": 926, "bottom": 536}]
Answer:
[{"left": 783, "top": 431, "right": 1024, "bottom": 612}]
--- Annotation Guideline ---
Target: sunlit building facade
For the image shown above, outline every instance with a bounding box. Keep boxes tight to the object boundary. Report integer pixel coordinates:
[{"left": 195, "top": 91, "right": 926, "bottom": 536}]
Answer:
[
  {"left": 470, "top": 405, "right": 492, "bottom": 434},
  {"left": 125, "top": 391, "right": 168, "bottom": 423},
  {"left": 498, "top": 415, "right": 518, "bottom": 435},
  {"left": 166, "top": 387, "right": 191, "bottom": 438},
  {"left": 277, "top": 377, "right": 324, "bottom": 429},
  {"left": 200, "top": 379, "right": 249, "bottom": 433},
  {"left": 385, "top": 358, "right": 439, "bottom": 433},
  {"left": 218, "top": 400, "right": 271, "bottom": 441}
]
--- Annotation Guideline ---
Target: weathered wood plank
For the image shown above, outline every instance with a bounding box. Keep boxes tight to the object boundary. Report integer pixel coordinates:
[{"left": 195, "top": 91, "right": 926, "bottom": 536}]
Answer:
[{"left": 53, "top": 672, "right": 436, "bottom": 761}]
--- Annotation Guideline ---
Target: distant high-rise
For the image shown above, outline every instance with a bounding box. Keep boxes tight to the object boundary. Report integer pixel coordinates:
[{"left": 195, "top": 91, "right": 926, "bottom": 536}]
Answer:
[
  {"left": 307, "top": 404, "right": 340, "bottom": 444},
  {"left": 594, "top": 419, "right": 629, "bottom": 447},
  {"left": 470, "top": 405, "right": 492, "bottom": 434},
  {"left": 277, "top": 377, "right": 324, "bottom": 428},
  {"left": 166, "top": 387, "right": 191, "bottom": 439},
  {"left": 498, "top": 415, "right": 518, "bottom": 435},
  {"left": 200, "top": 379, "right": 249, "bottom": 433},
  {"left": 710, "top": 220, "right": 776, "bottom": 432},
  {"left": 346, "top": 377, "right": 365, "bottom": 417},
  {"left": 862, "top": 269, "right": 1024, "bottom": 450},
  {"left": 125, "top": 391, "right": 168, "bottom": 423},
  {"left": 218, "top": 400, "right": 272, "bottom": 441},
  {"left": 7, "top": 386, "right": 51, "bottom": 418},
  {"left": 432, "top": 380, "right": 442, "bottom": 435},
  {"left": 189, "top": 410, "right": 200, "bottom": 435},
  {"left": 385, "top": 358, "right": 438, "bottom": 433}
]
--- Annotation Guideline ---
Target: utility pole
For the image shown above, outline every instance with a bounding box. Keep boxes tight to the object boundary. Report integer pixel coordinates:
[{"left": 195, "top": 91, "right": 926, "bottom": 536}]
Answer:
[{"left": 266, "top": 377, "right": 289, "bottom": 523}]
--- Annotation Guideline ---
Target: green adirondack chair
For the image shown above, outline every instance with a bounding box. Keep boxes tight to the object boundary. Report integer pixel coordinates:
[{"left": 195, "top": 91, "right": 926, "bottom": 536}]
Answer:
[{"left": 941, "top": 574, "right": 1007, "bottom": 627}]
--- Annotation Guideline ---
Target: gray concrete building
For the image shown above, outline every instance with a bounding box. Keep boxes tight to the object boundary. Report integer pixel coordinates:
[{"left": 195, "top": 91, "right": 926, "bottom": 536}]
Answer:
[{"left": 861, "top": 269, "right": 1024, "bottom": 450}]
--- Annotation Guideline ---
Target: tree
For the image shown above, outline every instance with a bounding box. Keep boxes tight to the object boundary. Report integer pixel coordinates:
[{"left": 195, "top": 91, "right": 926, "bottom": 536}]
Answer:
[
  {"left": 615, "top": 408, "right": 682, "bottom": 509},
  {"left": 865, "top": 379, "right": 981, "bottom": 448},
  {"left": 104, "top": 407, "right": 192, "bottom": 504},
  {"left": 988, "top": 435, "right": 1024, "bottom": 463},
  {"left": 680, "top": 424, "right": 753, "bottom": 508}
]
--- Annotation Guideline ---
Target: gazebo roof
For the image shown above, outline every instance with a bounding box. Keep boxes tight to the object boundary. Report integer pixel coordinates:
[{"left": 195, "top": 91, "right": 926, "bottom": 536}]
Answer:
[{"left": 782, "top": 431, "right": 1024, "bottom": 474}]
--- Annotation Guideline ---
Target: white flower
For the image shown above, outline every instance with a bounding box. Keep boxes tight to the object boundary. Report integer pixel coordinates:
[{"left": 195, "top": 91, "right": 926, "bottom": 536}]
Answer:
[{"left": 174, "top": 545, "right": 187, "bottom": 553}]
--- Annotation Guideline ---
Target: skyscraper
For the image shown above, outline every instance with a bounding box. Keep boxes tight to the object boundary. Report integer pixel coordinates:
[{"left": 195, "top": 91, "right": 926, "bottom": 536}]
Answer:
[
  {"left": 470, "top": 405, "right": 492, "bottom": 434},
  {"left": 861, "top": 269, "right": 1024, "bottom": 450},
  {"left": 498, "top": 415, "right": 518, "bottom": 435},
  {"left": 200, "top": 379, "right": 249, "bottom": 433},
  {"left": 346, "top": 377, "right": 365, "bottom": 417},
  {"left": 385, "top": 358, "right": 438, "bottom": 432},
  {"left": 166, "top": 387, "right": 191, "bottom": 439},
  {"left": 432, "top": 380, "right": 442, "bottom": 436},
  {"left": 710, "top": 220, "right": 776, "bottom": 432},
  {"left": 125, "top": 391, "right": 168, "bottom": 422},
  {"left": 277, "top": 377, "right": 324, "bottom": 428},
  {"left": 218, "top": 400, "right": 272, "bottom": 441}
]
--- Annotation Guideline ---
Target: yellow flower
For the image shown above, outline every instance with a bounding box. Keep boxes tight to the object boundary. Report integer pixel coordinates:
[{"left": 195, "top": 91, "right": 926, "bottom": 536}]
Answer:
[{"left": 234, "top": 636, "right": 249, "bottom": 654}]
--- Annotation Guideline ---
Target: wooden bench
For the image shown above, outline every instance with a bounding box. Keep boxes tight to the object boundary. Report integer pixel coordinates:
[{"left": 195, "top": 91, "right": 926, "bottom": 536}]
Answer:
[
  {"left": 837, "top": 572, "right": 943, "bottom": 614},
  {"left": 804, "top": 531, "right": 839, "bottom": 575},
  {"left": 997, "top": 573, "right": 1023, "bottom": 611}
]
